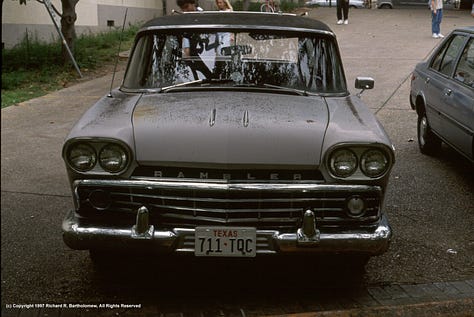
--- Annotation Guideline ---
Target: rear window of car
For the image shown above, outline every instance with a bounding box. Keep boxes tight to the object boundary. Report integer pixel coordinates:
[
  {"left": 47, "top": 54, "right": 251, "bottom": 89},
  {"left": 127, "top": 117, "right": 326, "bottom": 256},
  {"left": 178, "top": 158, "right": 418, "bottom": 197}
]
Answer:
[{"left": 122, "top": 30, "right": 347, "bottom": 94}]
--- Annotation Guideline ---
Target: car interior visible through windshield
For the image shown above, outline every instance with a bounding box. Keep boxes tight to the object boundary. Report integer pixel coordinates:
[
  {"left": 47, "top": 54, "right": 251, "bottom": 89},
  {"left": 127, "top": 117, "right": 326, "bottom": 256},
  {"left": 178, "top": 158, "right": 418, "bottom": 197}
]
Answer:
[{"left": 122, "top": 30, "right": 347, "bottom": 94}]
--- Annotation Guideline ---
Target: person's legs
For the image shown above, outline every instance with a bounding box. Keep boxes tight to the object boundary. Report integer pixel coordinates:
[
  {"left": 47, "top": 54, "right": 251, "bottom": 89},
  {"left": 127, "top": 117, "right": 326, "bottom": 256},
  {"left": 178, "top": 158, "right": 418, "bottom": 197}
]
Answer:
[
  {"left": 437, "top": 9, "right": 443, "bottom": 35},
  {"left": 431, "top": 9, "right": 442, "bottom": 35},
  {"left": 343, "top": 0, "right": 349, "bottom": 20},
  {"left": 337, "top": 0, "right": 343, "bottom": 21},
  {"left": 431, "top": 10, "right": 438, "bottom": 35}
]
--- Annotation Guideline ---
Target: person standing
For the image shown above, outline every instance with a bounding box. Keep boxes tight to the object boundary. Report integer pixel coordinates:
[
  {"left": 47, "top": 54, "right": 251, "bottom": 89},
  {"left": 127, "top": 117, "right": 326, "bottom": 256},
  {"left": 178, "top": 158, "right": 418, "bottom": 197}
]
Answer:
[
  {"left": 215, "top": 0, "right": 233, "bottom": 56},
  {"left": 431, "top": 0, "right": 444, "bottom": 39},
  {"left": 336, "top": 0, "right": 349, "bottom": 25},
  {"left": 177, "top": 0, "right": 203, "bottom": 12}
]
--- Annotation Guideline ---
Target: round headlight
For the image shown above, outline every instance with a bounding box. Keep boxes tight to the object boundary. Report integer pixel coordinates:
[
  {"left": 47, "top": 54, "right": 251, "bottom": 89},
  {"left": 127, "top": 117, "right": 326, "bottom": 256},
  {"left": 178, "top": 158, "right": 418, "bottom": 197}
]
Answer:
[
  {"left": 361, "top": 149, "right": 389, "bottom": 178},
  {"left": 99, "top": 144, "right": 128, "bottom": 173},
  {"left": 67, "top": 143, "right": 96, "bottom": 172},
  {"left": 329, "top": 149, "right": 357, "bottom": 178}
]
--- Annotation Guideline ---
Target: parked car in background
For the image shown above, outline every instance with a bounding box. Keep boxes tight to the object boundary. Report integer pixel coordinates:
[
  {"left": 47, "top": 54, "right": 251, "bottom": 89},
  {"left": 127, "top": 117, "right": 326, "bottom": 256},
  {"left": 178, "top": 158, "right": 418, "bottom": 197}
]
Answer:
[
  {"left": 62, "top": 12, "right": 395, "bottom": 266},
  {"left": 305, "top": 0, "right": 367, "bottom": 8},
  {"left": 377, "top": 0, "right": 427, "bottom": 9},
  {"left": 410, "top": 26, "right": 474, "bottom": 162},
  {"left": 377, "top": 0, "right": 459, "bottom": 9}
]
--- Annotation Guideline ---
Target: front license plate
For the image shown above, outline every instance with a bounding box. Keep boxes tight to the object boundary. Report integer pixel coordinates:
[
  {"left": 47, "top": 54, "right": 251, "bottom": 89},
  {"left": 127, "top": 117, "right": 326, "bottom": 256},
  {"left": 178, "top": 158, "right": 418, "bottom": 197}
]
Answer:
[{"left": 194, "top": 227, "right": 257, "bottom": 257}]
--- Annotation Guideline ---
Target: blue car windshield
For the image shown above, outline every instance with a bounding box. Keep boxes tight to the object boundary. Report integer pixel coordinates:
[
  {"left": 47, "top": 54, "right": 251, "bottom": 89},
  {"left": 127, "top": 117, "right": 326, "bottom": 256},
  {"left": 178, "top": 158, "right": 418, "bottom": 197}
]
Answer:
[{"left": 122, "top": 30, "right": 347, "bottom": 94}]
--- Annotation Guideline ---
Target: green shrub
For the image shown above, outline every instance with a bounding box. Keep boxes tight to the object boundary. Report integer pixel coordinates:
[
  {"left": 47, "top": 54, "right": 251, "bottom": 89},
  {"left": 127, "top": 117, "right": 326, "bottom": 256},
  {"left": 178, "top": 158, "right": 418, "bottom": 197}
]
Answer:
[{"left": 1, "top": 24, "right": 138, "bottom": 108}]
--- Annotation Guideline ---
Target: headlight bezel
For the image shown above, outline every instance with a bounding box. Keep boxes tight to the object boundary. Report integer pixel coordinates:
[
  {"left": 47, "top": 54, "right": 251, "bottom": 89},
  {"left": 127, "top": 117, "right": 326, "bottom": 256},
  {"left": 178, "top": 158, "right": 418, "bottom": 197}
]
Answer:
[
  {"left": 329, "top": 148, "right": 358, "bottom": 178},
  {"left": 326, "top": 144, "right": 393, "bottom": 180},
  {"left": 63, "top": 138, "right": 132, "bottom": 175},
  {"left": 360, "top": 149, "right": 390, "bottom": 178},
  {"left": 98, "top": 143, "right": 129, "bottom": 173},
  {"left": 65, "top": 142, "right": 97, "bottom": 172}
]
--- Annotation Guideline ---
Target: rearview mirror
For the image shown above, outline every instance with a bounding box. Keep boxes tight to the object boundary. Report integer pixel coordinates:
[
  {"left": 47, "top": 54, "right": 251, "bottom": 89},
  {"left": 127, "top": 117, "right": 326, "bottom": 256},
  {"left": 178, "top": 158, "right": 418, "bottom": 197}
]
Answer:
[{"left": 221, "top": 45, "right": 253, "bottom": 56}]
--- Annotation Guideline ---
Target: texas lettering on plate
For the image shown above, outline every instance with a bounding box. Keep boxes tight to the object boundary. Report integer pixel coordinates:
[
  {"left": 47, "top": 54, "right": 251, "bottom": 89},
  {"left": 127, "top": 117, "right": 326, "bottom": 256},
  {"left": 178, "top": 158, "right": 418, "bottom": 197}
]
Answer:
[{"left": 195, "top": 227, "right": 257, "bottom": 257}]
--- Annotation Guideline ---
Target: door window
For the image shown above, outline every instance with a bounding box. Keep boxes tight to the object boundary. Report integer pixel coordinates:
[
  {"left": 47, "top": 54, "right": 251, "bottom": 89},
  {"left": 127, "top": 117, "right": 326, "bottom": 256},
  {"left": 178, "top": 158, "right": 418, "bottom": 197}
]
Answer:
[
  {"left": 431, "top": 34, "right": 466, "bottom": 77},
  {"left": 454, "top": 38, "right": 474, "bottom": 88}
]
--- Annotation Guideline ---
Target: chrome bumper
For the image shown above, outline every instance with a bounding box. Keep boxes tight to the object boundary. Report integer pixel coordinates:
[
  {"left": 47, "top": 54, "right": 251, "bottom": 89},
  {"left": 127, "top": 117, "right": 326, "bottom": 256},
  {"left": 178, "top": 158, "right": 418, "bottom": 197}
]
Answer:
[{"left": 62, "top": 207, "right": 392, "bottom": 256}]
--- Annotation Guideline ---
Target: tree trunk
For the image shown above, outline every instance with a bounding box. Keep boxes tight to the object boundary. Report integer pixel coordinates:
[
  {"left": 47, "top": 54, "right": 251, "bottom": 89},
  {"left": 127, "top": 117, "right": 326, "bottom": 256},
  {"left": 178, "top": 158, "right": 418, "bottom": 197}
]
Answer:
[{"left": 60, "top": 0, "right": 79, "bottom": 64}]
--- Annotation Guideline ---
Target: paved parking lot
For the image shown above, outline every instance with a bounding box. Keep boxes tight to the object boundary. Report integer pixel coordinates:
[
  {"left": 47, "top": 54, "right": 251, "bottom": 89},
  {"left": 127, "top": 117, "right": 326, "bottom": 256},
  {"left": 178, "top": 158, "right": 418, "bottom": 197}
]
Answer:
[{"left": 1, "top": 6, "right": 473, "bottom": 317}]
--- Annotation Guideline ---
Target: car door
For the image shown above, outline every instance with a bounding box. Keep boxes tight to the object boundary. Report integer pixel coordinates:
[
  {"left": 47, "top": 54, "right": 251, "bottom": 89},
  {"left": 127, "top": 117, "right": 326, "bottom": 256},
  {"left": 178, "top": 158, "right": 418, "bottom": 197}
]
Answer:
[
  {"left": 441, "top": 36, "right": 474, "bottom": 159},
  {"left": 424, "top": 34, "right": 467, "bottom": 140},
  {"left": 398, "top": 0, "right": 427, "bottom": 6}
]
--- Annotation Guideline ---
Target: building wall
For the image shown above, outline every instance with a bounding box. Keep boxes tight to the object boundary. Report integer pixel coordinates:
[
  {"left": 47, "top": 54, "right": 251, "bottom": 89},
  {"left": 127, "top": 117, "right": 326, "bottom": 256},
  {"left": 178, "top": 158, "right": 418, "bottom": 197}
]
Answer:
[{"left": 2, "top": 0, "right": 164, "bottom": 48}]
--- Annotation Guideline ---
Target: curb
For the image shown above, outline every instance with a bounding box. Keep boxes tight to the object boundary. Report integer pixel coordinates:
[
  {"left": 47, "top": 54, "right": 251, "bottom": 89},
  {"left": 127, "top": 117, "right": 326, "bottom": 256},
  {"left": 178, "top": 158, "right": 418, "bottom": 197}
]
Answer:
[{"left": 271, "top": 298, "right": 474, "bottom": 317}]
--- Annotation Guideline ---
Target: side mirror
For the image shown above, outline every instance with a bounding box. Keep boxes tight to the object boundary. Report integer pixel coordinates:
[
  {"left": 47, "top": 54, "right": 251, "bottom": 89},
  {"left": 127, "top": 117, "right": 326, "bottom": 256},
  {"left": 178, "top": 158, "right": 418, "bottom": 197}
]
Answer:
[{"left": 355, "top": 77, "right": 374, "bottom": 97}]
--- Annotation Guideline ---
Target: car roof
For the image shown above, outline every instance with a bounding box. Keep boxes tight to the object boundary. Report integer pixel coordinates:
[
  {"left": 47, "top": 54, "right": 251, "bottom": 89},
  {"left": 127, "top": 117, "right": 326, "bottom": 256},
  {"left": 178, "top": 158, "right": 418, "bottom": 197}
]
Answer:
[
  {"left": 140, "top": 11, "right": 334, "bottom": 36},
  {"left": 453, "top": 26, "right": 474, "bottom": 34}
]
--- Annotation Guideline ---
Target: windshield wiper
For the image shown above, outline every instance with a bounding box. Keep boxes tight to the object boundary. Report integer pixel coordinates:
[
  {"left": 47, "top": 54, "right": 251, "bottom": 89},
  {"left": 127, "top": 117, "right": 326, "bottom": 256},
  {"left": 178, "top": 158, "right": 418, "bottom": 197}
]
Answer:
[
  {"left": 232, "top": 83, "right": 310, "bottom": 96},
  {"left": 159, "top": 80, "right": 311, "bottom": 96},
  {"left": 263, "top": 84, "right": 310, "bottom": 96},
  {"left": 159, "top": 79, "right": 236, "bottom": 93},
  {"left": 159, "top": 79, "right": 204, "bottom": 93}
]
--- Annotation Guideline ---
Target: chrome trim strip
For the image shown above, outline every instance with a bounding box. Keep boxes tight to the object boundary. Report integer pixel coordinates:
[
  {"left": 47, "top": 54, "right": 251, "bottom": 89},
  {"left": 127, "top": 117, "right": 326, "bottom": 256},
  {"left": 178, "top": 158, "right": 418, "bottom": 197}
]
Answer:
[
  {"left": 209, "top": 108, "right": 216, "bottom": 127},
  {"left": 73, "top": 179, "right": 382, "bottom": 193},
  {"left": 243, "top": 110, "right": 249, "bottom": 127},
  {"left": 139, "top": 24, "right": 335, "bottom": 37}
]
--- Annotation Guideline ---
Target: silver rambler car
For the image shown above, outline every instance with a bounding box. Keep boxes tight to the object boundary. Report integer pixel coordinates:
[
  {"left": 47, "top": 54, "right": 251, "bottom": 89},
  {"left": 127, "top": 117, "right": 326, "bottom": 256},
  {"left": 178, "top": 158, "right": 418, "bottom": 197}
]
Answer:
[{"left": 62, "top": 12, "right": 395, "bottom": 264}]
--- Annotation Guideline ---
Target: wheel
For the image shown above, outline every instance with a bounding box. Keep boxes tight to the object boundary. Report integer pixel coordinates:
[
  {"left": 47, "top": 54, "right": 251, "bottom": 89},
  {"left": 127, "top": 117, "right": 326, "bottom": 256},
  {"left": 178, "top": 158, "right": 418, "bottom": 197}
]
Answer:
[
  {"left": 417, "top": 111, "right": 441, "bottom": 155},
  {"left": 260, "top": 3, "right": 274, "bottom": 12}
]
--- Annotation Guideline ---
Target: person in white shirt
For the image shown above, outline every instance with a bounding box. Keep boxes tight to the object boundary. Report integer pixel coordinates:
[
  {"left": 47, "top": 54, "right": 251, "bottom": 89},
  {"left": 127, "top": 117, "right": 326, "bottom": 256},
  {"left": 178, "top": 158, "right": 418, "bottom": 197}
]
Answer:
[
  {"left": 430, "top": 0, "right": 444, "bottom": 39},
  {"left": 215, "top": 0, "right": 233, "bottom": 56}
]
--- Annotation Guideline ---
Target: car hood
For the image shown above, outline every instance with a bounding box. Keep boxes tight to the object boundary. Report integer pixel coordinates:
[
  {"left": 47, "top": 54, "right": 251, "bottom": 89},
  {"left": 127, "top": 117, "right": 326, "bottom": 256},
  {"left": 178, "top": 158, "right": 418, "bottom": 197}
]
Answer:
[{"left": 132, "top": 91, "right": 329, "bottom": 167}]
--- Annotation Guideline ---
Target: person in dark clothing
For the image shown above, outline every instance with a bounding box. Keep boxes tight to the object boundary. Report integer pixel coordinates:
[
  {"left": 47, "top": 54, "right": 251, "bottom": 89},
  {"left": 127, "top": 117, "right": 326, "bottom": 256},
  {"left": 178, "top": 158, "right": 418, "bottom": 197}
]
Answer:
[
  {"left": 336, "top": 0, "right": 349, "bottom": 25},
  {"left": 177, "top": 0, "right": 203, "bottom": 12}
]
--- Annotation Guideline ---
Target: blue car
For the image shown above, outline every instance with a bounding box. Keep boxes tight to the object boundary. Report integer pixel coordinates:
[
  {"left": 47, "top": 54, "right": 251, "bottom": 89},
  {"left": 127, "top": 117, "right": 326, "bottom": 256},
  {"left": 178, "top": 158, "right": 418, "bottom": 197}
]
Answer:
[{"left": 410, "top": 26, "right": 474, "bottom": 162}]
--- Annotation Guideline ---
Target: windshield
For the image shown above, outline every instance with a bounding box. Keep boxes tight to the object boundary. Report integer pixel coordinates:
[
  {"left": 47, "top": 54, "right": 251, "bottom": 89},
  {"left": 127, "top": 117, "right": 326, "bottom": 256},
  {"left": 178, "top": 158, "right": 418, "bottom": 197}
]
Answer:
[{"left": 122, "top": 30, "right": 347, "bottom": 94}]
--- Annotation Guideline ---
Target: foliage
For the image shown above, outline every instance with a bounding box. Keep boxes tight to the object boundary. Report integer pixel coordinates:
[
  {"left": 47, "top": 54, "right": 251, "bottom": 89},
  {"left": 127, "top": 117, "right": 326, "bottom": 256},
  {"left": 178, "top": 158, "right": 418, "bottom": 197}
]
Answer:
[
  {"left": 1, "top": 25, "right": 139, "bottom": 108},
  {"left": 279, "top": 0, "right": 300, "bottom": 12}
]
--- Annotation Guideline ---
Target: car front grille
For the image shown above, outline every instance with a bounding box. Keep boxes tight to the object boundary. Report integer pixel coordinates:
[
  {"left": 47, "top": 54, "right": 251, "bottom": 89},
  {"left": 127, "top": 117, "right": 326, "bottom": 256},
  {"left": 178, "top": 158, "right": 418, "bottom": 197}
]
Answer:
[{"left": 75, "top": 179, "right": 382, "bottom": 231}]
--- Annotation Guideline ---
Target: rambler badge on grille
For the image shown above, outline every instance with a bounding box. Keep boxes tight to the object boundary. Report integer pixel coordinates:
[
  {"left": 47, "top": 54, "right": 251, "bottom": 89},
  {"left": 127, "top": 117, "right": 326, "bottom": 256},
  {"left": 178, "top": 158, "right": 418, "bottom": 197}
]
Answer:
[{"left": 132, "top": 166, "right": 323, "bottom": 181}]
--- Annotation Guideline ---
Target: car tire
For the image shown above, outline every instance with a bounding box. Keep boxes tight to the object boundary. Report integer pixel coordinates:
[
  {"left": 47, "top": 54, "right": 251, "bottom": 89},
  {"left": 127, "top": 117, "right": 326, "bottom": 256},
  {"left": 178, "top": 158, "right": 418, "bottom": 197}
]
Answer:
[{"left": 417, "top": 112, "right": 441, "bottom": 155}]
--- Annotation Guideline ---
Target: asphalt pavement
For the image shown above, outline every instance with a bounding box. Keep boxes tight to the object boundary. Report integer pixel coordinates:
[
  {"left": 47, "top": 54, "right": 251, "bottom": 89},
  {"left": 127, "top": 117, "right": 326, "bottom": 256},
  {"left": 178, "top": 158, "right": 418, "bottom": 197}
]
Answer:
[{"left": 1, "top": 6, "right": 474, "bottom": 317}]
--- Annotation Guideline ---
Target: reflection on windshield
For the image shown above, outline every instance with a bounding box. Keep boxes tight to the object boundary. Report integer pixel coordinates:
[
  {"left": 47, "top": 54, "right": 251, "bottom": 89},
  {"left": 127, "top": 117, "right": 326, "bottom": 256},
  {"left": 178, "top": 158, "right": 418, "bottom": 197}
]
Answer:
[{"left": 122, "top": 31, "right": 346, "bottom": 94}]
